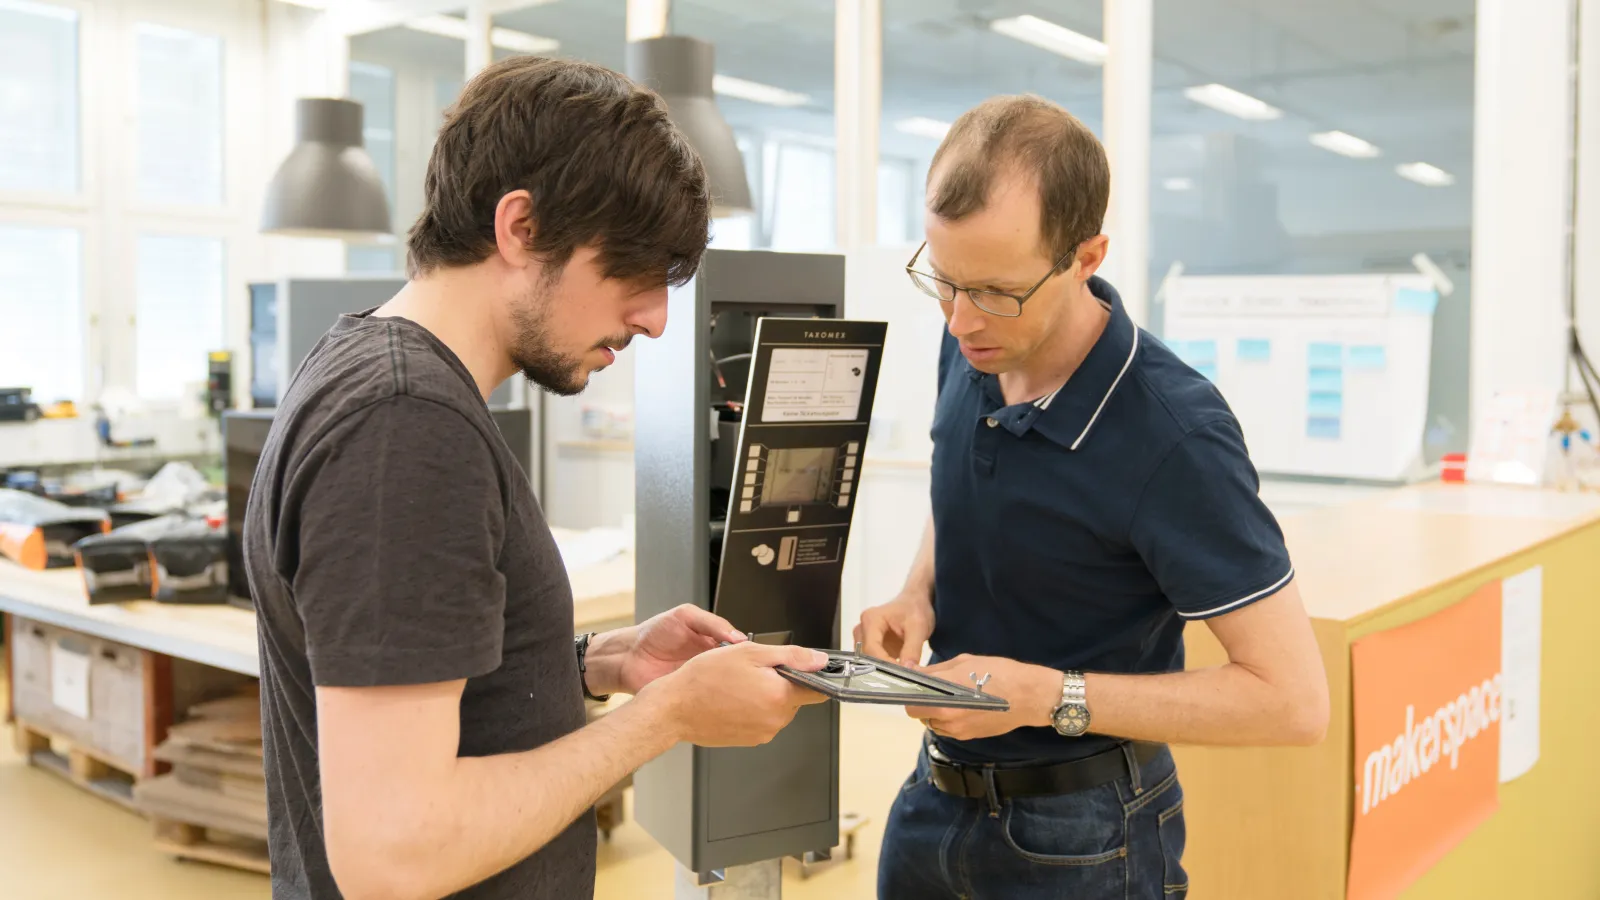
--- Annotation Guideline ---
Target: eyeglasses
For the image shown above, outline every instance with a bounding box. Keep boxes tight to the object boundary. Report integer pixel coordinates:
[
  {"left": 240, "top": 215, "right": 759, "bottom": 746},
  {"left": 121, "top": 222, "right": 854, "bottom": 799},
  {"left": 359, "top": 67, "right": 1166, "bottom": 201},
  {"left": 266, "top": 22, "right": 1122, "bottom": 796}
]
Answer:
[{"left": 904, "top": 240, "right": 1075, "bottom": 318}]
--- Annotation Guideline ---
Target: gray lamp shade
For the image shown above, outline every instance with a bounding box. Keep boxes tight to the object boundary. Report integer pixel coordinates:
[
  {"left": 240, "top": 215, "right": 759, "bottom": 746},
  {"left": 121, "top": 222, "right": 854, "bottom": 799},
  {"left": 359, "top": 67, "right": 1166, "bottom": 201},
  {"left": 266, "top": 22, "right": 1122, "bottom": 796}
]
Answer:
[
  {"left": 261, "top": 98, "right": 392, "bottom": 240},
  {"left": 626, "top": 36, "right": 754, "bottom": 218}
]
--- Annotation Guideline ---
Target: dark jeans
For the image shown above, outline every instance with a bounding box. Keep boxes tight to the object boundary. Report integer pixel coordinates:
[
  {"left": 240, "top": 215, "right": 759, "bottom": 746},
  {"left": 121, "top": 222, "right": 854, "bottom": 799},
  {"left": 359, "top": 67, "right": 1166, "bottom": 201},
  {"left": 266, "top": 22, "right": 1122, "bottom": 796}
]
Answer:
[{"left": 878, "top": 739, "right": 1188, "bottom": 900}]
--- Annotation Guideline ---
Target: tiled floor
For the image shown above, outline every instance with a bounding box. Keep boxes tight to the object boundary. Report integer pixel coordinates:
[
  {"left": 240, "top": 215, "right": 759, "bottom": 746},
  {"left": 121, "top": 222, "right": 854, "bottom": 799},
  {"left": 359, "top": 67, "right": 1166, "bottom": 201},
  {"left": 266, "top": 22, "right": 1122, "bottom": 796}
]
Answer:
[{"left": 2, "top": 670, "right": 923, "bottom": 900}]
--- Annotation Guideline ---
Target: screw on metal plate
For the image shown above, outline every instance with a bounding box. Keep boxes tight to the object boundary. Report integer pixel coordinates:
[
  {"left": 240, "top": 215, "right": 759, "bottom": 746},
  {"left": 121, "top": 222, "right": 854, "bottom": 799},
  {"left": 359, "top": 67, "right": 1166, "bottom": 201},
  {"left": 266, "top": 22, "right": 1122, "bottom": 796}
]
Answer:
[
  {"left": 854, "top": 640, "right": 864, "bottom": 656},
  {"left": 970, "top": 672, "right": 991, "bottom": 695}
]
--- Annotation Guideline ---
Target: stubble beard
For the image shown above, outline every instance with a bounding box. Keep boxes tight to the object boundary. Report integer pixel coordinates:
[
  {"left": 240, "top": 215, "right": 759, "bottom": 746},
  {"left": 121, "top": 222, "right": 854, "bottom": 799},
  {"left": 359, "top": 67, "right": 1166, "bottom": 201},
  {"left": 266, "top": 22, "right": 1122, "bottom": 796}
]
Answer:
[{"left": 509, "top": 273, "right": 588, "bottom": 397}]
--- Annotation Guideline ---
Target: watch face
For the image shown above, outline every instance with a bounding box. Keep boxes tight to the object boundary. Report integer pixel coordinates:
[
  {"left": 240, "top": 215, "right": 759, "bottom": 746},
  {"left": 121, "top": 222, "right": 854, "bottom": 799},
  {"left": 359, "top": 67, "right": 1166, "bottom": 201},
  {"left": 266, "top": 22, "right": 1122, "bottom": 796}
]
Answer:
[{"left": 1053, "top": 704, "right": 1090, "bottom": 736}]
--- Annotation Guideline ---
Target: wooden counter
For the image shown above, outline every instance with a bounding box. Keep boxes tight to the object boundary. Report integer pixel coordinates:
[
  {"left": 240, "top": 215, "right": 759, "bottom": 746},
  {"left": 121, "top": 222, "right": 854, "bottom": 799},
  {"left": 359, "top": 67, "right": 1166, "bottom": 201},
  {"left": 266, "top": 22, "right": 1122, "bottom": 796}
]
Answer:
[
  {"left": 1175, "top": 482, "right": 1600, "bottom": 900},
  {"left": 0, "top": 527, "right": 636, "bottom": 679}
]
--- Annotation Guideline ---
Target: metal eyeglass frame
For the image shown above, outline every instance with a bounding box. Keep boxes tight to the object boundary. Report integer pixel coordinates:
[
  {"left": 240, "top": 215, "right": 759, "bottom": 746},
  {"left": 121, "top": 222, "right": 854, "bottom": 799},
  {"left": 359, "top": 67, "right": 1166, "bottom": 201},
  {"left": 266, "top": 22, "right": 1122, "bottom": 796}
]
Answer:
[{"left": 904, "top": 240, "right": 1076, "bottom": 318}]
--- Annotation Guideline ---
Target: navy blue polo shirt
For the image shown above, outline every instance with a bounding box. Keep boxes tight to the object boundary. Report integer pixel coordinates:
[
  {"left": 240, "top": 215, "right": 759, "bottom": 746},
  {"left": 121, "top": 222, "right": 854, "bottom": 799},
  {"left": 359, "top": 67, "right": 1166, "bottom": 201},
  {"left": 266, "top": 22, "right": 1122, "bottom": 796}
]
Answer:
[{"left": 928, "top": 275, "right": 1293, "bottom": 764}]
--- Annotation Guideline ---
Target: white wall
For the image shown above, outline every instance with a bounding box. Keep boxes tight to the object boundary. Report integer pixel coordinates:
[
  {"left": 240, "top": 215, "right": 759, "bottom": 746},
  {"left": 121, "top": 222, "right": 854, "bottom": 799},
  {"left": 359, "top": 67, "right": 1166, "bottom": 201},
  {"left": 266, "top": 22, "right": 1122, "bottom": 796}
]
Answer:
[
  {"left": 0, "top": 0, "right": 345, "bottom": 467},
  {"left": 1470, "top": 0, "right": 1575, "bottom": 423},
  {"left": 1576, "top": 0, "right": 1600, "bottom": 391}
]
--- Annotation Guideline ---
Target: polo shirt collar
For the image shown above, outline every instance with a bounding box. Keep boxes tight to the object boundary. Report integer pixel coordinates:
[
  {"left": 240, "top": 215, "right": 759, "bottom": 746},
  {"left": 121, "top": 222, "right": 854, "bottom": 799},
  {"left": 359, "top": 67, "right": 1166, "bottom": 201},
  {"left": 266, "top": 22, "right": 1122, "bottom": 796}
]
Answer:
[{"left": 1027, "top": 275, "right": 1141, "bottom": 450}]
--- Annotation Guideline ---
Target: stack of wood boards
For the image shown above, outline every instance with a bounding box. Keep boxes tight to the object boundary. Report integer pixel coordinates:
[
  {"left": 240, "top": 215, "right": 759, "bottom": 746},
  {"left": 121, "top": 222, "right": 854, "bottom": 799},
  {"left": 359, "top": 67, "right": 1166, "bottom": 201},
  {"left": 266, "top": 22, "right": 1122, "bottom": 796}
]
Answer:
[{"left": 133, "top": 686, "right": 270, "bottom": 874}]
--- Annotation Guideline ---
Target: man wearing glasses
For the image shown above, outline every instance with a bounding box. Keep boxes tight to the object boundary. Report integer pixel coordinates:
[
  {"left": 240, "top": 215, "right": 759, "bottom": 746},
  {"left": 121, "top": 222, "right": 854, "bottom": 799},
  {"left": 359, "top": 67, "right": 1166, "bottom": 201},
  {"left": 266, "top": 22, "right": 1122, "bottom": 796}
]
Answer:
[{"left": 855, "top": 95, "right": 1330, "bottom": 899}]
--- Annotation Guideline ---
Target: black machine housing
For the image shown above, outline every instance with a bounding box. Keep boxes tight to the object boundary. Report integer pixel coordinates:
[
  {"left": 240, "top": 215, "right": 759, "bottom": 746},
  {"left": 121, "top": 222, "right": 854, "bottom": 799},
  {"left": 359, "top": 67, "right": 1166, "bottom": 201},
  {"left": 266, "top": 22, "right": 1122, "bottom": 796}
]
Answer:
[{"left": 634, "top": 249, "right": 891, "bottom": 879}]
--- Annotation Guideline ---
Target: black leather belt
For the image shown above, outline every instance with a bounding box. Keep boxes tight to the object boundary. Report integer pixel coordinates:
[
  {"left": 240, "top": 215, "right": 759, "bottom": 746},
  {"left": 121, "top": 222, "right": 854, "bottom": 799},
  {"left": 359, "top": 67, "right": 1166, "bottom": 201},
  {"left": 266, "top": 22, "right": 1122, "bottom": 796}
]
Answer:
[{"left": 926, "top": 740, "right": 1163, "bottom": 800}]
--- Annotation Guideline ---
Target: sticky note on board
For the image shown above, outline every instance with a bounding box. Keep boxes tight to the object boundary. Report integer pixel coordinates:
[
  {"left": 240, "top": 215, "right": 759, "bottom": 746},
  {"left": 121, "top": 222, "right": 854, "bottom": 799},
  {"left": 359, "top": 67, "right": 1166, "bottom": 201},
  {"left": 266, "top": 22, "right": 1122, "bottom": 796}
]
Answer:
[
  {"left": 1236, "top": 339, "right": 1271, "bottom": 362},
  {"left": 1308, "top": 367, "right": 1344, "bottom": 392},
  {"left": 1308, "top": 343, "right": 1344, "bottom": 367},
  {"left": 1395, "top": 287, "right": 1440, "bottom": 315},
  {"left": 1349, "top": 345, "right": 1387, "bottom": 370},
  {"left": 1179, "top": 339, "right": 1218, "bottom": 366},
  {"left": 1307, "top": 417, "right": 1342, "bottom": 440},
  {"left": 1307, "top": 391, "right": 1344, "bottom": 417}
]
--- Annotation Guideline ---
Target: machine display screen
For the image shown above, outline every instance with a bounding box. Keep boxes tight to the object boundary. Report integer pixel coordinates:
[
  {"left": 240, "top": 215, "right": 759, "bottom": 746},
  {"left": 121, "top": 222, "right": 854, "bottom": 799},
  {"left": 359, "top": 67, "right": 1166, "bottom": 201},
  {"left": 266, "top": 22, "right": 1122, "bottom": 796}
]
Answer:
[{"left": 761, "top": 447, "right": 837, "bottom": 505}]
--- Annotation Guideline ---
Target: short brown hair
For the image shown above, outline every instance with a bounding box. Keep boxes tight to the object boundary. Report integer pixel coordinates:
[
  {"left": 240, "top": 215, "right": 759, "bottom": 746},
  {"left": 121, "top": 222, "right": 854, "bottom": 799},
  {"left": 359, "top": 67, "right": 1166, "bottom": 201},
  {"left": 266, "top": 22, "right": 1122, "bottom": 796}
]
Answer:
[
  {"left": 407, "top": 56, "right": 710, "bottom": 286},
  {"left": 927, "top": 94, "right": 1109, "bottom": 261}
]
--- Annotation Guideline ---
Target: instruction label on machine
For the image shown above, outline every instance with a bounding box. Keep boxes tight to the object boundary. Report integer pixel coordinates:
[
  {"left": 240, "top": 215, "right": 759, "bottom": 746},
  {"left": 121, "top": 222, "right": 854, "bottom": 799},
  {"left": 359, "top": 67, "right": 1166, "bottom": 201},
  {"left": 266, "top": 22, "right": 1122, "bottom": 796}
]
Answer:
[{"left": 762, "top": 348, "right": 870, "bottom": 423}]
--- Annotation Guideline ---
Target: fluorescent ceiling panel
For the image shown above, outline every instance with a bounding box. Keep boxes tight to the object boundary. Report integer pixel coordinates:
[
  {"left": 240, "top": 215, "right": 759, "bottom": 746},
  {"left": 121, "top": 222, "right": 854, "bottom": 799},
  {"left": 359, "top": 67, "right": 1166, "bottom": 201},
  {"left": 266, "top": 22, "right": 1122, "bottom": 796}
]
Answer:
[
  {"left": 895, "top": 117, "right": 952, "bottom": 140},
  {"left": 712, "top": 74, "right": 809, "bottom": 107},
  {"left": 1310, "top": 130, "right": 1381, "bottom": 158},
  {"left": 1396, "top": 162, "right": 1455, "bottom": 187},
  {"left": 1184, "top": 83, "right": 1282, "bottom": 121},
  {"left": 989, "top": 15, "right": 1107, "bottom": 66}
]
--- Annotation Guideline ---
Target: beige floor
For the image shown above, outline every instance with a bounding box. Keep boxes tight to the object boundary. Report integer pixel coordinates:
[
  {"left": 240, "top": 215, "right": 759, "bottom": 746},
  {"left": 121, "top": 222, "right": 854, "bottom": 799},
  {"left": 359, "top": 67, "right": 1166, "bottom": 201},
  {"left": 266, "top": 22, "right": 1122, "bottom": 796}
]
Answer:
[{"left": 2, "top": 687, "right": 923, "bottom": 900}]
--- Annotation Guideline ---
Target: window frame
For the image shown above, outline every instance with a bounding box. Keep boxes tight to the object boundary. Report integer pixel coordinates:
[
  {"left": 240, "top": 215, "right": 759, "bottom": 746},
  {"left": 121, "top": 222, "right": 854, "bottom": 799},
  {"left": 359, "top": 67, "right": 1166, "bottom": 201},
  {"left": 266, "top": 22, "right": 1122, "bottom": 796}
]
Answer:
[{"left": 0, "top": 0, "right": 93, "bottom": 211}]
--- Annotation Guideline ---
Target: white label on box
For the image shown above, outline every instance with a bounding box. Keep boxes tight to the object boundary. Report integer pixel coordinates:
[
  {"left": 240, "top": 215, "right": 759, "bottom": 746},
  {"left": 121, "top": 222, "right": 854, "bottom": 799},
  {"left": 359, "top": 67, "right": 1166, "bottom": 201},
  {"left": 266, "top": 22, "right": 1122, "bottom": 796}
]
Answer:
[
  {"left": 762, "top": 348, "right": 870, "bottom": 423},
  {"left": 50, "top": 643, "right": 91, "bottom": 720}
]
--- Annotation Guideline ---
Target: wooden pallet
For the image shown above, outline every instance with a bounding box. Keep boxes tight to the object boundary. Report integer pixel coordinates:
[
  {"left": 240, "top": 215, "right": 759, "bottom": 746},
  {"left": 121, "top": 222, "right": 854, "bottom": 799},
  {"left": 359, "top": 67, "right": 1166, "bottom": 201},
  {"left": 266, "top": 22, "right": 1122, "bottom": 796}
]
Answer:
[
  {"left": 13, "top": 718, "right": 140, "bottom": 812},
  {"left": 152, "top": 818, "right": 271, "bottom": 875}
]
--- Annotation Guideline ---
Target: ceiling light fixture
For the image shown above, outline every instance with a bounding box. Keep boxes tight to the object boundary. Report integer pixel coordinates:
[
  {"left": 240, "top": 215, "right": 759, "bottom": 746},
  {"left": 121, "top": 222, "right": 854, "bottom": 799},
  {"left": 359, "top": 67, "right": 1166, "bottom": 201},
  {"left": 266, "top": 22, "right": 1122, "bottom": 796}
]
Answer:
[
  {"left": 1183, "top": 83, "right": 1282, "bottom": 121},
  {"left": 711, "top": 74, "right": 809, "bottom": 107},
  {"left": 1163, "top": 177, "right": 1194, "bottom": 192},
  {"left": 1310, "top": 130, "right": 1381, "bottom": 159},
  {"left": 405, "top": 15, "right": 560, "bottom": 54},
  {"left": 988, "top": 14, "right": 1107, "bottom": 66},
  {"left": 895, "top": 117, "right": 952, "bottom": 140},
  {"left": 1396, "top": 162, "right": 1455, "bottom": 187}
]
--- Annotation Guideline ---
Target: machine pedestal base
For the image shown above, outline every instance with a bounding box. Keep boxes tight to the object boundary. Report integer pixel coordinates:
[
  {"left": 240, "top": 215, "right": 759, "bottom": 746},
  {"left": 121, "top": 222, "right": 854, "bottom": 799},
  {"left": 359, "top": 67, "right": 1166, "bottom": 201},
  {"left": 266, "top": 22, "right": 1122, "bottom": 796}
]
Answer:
[{"left": 674, "top": 859, "right": 782, "bottom": 900}]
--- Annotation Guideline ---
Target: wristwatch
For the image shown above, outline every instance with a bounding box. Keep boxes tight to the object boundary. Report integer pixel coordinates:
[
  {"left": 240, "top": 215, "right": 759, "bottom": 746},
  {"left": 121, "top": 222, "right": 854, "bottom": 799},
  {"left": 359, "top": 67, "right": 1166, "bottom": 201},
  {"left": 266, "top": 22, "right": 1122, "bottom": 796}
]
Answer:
[
  {"left": 574, "top": 632, "right": 611, "bottom": 703},
  {"left": 1051, "top": 670, "right": 1090, "bottom": 737}
]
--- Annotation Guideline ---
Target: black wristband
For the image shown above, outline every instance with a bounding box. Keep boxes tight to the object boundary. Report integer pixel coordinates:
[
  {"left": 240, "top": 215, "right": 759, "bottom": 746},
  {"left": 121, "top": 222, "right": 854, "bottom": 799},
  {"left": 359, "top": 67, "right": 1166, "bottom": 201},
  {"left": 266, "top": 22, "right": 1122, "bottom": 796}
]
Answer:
[{"left": 574, "top": 632, "right": 612, "bottom": 703}]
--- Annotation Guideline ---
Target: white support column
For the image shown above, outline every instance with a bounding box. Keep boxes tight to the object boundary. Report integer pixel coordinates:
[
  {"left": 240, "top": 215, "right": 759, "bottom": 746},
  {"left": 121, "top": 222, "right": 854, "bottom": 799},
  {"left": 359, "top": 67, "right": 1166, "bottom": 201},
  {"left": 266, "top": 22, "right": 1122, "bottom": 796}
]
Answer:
[
  {"left": 1101, "top": 0, "right": 1152, "bottom": 327},
  {"left": 465, "top": 0, "right": 494, "bottom": 79},
  {"left": 834, "top": 0, "right": 882, "bottom": 250},
  {"left": 1471, "top": 0, "right": 1575, "bottom": 421},
  {"left": 674, "top": 860, "right": 782, "bottom": 900},
  {"left": 1574, "top": 0, "right": 1600, "bottom": 396},
  {"left": 627, "top": 0, "right": 671, "bottom": 42}
]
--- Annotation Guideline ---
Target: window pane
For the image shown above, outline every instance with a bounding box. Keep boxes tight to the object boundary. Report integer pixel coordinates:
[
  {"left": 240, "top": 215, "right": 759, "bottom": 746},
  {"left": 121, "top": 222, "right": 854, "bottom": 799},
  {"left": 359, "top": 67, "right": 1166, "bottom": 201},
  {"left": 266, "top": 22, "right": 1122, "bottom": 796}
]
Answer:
[
  {"left": 767, "top": 142, "right": 835, "bottom": 251},
  {"left": 346, "top": 61, "right": 396, "bottom": 274},
  {"left": 877, "top": 158, "right": 915, "bottom": 246},
  {"left": 346, "top": 245, "right": 400, "bottom": 274},
  {"left": 136, "top": 23, "right": 224, "bottom": 206},
  {"left": 434, "top": 75, "right": 465, "bottom": 125},
  {"left": 0, "top": 0, "right": 78, "bottom": 193},
  {"left": 881, "top": 1, "right": 1104, "bottom": 244},
  {"left": 348, "top": 61, "right": 396, "bottom": 206},
  {"left": 137, "top": 235, "right": 224, "bottom": 401},
  {"left": 669, "top": 0, "right": 834, "bottom": 250},
  {"left": 1149, "top": 0, "right": 1474, "bottom": 461},
  {"left": 0, "top": 225, "right": 82, "bottom": 403}
]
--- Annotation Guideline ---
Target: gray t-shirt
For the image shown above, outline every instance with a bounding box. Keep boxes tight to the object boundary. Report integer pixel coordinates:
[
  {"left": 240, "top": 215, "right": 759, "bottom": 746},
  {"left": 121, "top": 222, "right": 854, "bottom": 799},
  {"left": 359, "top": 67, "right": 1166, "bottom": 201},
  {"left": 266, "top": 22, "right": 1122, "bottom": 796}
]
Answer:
[{"left": 244, "top": 310, "right": 593, "bottom": 899}]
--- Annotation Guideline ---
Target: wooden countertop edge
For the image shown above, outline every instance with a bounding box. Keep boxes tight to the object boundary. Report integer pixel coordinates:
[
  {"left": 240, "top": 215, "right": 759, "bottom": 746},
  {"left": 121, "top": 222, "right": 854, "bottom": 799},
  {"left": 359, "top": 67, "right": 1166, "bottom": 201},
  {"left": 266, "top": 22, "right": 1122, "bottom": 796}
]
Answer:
[
  {"left": 1290, "top": 484, "right": 1600, "bottom": 627},
  {"left": 1332, "top": 509, "right": 1600, "bottom": 631}
]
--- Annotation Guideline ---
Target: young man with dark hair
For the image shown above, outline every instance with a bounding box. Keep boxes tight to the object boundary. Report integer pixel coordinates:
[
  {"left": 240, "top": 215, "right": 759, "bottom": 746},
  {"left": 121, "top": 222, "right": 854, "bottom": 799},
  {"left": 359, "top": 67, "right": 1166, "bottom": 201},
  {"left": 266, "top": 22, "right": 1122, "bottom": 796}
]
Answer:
[
  {"left": 857, "top": 95, "right": 1330, "bottom": 899},
  {"left": 246, "top": 56, "right": 826, "bottom": 900}
]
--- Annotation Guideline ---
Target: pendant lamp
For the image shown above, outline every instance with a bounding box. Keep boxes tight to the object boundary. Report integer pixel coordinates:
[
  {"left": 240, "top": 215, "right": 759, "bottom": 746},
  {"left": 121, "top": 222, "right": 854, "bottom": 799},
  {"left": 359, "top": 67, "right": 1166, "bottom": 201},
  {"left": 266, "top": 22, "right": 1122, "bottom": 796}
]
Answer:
[
  {"left": 261, "top": 98, "right": 392, "bottom": 240},
  {"left": 626, "top": 36, "right": 754, "bottom": 218}
]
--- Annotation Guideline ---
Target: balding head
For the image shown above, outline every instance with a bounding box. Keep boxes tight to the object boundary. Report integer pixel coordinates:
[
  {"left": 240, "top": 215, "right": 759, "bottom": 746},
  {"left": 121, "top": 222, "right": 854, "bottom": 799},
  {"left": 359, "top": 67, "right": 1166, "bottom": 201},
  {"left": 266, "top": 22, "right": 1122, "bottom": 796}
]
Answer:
[{"left": 927, "top": 95, "right": 1110, "bottom": 264}]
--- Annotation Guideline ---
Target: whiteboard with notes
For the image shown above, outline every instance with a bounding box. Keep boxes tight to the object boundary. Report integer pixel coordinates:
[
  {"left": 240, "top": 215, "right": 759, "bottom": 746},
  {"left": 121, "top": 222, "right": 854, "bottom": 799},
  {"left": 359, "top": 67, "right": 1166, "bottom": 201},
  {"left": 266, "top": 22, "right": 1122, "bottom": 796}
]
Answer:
[{"left": 1162, "top": 273, "right": 1437, "bottom": 482}]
